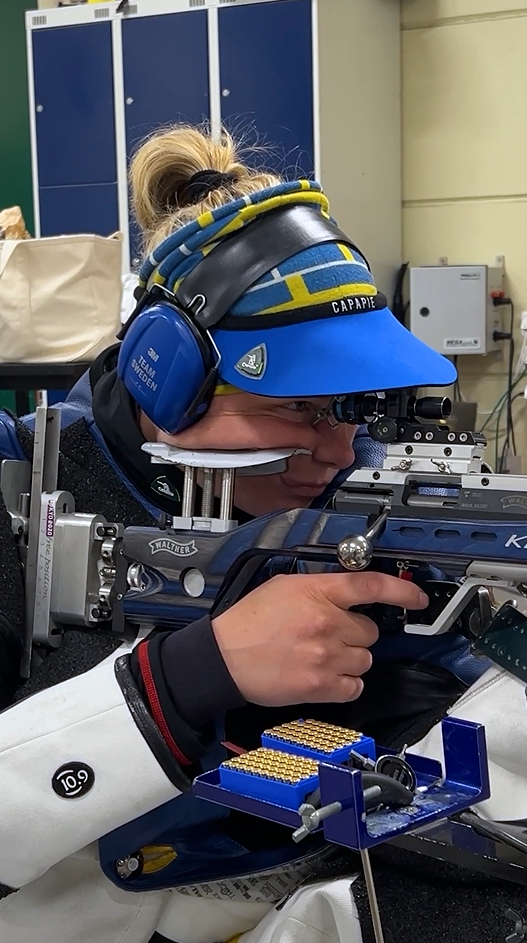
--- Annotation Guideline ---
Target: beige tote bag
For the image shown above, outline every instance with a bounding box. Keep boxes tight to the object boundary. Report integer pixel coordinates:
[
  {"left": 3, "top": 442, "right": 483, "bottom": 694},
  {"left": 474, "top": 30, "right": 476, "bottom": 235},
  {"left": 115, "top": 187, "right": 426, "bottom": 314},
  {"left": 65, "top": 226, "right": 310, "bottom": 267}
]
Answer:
[{"left": 0, "top": 232, "right": 123, "bottom": 363}]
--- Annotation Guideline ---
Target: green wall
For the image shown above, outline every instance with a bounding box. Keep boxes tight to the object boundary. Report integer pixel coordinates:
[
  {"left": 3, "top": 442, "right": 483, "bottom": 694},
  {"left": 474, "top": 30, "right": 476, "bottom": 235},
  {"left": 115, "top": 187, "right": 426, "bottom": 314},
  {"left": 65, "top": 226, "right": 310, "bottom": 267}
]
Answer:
[{"left": 1, "top": 0, "right": 35, "bottom": 235}]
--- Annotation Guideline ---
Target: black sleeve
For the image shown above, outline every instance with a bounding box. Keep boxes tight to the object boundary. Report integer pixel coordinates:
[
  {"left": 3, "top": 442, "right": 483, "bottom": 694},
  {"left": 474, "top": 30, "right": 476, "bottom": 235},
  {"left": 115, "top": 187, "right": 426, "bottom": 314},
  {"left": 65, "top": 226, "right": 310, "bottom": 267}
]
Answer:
[
  {"left": 130, "top": 615, "right": 246, "bottom": 765},
  {"left": 0, "top": 489, "right": 26, "bottom": 708},
  {"left": 0, "top": 612, "right": 23, "bottom": 709}
]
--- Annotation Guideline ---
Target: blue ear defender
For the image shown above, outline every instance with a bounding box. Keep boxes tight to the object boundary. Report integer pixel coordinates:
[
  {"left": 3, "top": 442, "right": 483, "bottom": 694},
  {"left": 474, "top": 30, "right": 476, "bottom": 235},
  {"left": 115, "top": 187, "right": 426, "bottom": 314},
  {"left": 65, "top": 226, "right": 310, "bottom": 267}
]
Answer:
[
  {"left": 117, "top": 297, "right": 218, "bottom": 434},
  {"left": 116, "top": 204, "right": 364, "bottom": 435}
]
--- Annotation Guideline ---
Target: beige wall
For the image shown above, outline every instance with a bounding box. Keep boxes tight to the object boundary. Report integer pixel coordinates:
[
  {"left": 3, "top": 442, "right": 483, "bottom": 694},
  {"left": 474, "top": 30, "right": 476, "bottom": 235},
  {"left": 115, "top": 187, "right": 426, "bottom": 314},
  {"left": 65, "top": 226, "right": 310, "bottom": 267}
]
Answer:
[
  {"left": 318, "top": 0, "right": 401, "bottom": 299},
  {"left": 402, "top": 0, "right": 527, "bottom": 466}
]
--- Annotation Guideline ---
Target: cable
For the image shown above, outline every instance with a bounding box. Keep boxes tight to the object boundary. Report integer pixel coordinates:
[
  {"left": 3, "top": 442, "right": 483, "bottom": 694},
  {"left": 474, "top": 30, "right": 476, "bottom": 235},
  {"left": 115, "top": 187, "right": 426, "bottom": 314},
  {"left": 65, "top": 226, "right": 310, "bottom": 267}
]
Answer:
[
  {"left": 491, "top": 299, "right": 516, "bottom": 471},
  {"left": 452, "top": 356, "right": 464, "bottom": 402},
  {"left": 507, "top": 304, "right": 517, "bottom": 455},
  {"left": 495, "top": 403, "right": 501, "bottom": 471},
  {"left": 491, "top": 391, "right": 524, "bottom": 471},
  {"left": 480, "top": 378, "right": 519, "bottom": 431},
  {"left": 499, "top": 397, "right": 518, "bottom": 468},
  {"left": 392, "top": 262, "right": 410, "bottom": 326},
  {"left": 479, "top": 369, "right": 527, "bottom": 435},
  {"left": 498, "top": 391, "right": 525, "bottom": 470}
]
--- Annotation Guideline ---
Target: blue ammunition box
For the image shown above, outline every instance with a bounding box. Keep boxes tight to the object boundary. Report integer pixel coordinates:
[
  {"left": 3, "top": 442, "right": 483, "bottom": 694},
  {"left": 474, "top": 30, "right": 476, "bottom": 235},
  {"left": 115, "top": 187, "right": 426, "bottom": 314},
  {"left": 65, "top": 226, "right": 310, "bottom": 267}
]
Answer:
[
  {"left": 219, "top": 747, "right": 319, "bottom": 810},
  {"left": 261, "top": 719, "right": 376, "bottom": 764}
]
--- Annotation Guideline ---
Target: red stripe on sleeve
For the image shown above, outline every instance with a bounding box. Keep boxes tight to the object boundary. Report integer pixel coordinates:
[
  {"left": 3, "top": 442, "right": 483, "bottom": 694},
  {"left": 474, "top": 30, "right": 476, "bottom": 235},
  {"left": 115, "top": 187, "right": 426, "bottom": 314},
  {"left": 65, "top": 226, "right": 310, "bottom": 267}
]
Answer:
[{"left": 137, "top": 642, "right": 192, "bottom": 767}]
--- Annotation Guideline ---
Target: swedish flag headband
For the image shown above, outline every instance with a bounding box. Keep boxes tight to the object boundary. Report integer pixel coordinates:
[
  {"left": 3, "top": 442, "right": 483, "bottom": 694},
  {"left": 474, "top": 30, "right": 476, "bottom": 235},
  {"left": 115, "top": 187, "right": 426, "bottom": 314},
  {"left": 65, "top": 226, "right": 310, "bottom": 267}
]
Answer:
[{"left": 138, "top": 180, "right": 379, "bottom": 397}]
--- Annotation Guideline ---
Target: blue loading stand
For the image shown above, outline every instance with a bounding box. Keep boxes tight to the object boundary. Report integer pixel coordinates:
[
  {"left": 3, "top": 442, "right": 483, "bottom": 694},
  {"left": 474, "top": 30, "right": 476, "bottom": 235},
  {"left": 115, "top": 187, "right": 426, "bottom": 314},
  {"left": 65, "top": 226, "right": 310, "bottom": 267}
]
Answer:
[{"left": 193, "top": 717, "right": 490, "bottom": 852}]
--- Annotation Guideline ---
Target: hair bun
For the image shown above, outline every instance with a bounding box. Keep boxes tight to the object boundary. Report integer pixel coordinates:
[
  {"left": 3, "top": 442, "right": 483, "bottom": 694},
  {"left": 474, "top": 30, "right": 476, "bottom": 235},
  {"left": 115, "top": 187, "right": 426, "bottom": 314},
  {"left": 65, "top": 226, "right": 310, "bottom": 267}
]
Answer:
[
  {"left": 178, "top": 170, "right": 238, "bottom": 205},
  {"left": 129, "top": 124, "right": 280, "bottom": 254}
]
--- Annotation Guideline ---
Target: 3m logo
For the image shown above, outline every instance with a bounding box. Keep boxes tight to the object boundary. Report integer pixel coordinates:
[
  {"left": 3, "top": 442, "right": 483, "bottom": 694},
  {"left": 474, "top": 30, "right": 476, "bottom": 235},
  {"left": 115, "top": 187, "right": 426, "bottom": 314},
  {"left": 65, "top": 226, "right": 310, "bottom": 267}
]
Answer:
[
  {"left": 504, "top": 534, "right": 527, "bottom": 549},
  {"left": 149, "top": 538, "right": 198, "bottom": 557}
]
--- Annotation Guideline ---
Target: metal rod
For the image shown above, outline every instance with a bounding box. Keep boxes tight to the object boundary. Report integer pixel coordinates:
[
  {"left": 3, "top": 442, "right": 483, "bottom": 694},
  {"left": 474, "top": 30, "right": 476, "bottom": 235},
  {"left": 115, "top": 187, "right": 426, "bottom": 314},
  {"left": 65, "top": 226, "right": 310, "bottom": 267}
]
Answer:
[
  {"left": 181, "top": 466, "right": 196, "bottom": 518},
  {"left": 219, "top": 468, "right": 235, "bottom": 520},
  {"left": 364, "top": 509, "right": 390, "bottom": 541},
  {"left": 201, "top": 468, "right": 215, "bottom": 517},
  {"left": 360, "top": 848, "right": 385, "bottom": 943},
  {"left": 23, "top": 406, "right": 61, "bottom": 678}
]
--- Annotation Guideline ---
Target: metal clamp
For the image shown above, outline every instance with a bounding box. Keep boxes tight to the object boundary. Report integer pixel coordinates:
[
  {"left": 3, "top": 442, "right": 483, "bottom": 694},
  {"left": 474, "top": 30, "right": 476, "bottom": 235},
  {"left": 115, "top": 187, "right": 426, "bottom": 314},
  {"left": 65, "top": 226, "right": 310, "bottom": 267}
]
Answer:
[
  {"left": 293, "top": 785, "right": 384, "bottom": 844},
  {"left": 142, "top": 444, "right": 298, "bottom": 534},
  {"left": 293, "top": 800, "right": 344, "bottom": 843},
  {"left": 4, "top": 407, "right": 127, "bottom": 676}
]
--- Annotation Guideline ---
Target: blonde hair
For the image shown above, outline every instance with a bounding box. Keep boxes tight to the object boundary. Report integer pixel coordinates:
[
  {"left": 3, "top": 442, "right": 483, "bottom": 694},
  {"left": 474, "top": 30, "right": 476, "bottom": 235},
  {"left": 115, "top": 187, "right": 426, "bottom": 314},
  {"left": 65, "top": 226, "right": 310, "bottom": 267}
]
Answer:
[{"left": 130, "top": 124, "right": 281, "bottom": 256}]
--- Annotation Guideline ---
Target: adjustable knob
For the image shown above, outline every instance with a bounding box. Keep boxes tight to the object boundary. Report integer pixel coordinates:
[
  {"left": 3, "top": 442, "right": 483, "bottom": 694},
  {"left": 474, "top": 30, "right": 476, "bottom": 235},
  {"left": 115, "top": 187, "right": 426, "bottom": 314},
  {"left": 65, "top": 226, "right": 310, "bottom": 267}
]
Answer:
[
  {"left": 337, "top": 535, "right": 373, "bottom": 570},
  {"left": 337, "top": 510, "right": 389, "bottom": 572}
]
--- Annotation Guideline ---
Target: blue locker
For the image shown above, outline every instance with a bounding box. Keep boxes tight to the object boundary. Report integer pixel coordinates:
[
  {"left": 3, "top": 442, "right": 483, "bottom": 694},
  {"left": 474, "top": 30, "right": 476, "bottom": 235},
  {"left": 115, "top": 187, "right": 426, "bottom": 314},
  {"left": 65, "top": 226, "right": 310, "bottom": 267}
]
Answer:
[
  {"left": 32, "top": 23, "right": 117, "bottom": 189},
  {"left": 122, "top": 10, "right": 210, "bottom": 260},
  {"left": 218, "top": 0, "right": 314, "bottom": 179},
  {"left": 39, "top": 183, "right": 119, "bottom": 238},
  {"left": 122, "top": 10, "right": 210, "bottom": 156}
]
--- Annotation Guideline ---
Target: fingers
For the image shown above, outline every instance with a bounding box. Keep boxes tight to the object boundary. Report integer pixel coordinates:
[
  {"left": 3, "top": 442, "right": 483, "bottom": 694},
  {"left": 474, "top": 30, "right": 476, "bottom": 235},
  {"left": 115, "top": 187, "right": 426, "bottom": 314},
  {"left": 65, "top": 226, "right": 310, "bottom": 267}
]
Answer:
[
  {"left": 340, "top": 644, "right": 373, "bottom": 676},
  {"left": 320, "top": 675, "right": 365, "bottom": 704},
  {"left": 341, "top": 611, "right": 379, "bottom": 648},
  {"left": 316, "top": 570, "right": 429, "bottom": 612},
  {"left": 339, "top": 617, "right": 375, "bottom": 676},
  {"left": 306, "top": 613, "right": 375, "bottom": 702}
]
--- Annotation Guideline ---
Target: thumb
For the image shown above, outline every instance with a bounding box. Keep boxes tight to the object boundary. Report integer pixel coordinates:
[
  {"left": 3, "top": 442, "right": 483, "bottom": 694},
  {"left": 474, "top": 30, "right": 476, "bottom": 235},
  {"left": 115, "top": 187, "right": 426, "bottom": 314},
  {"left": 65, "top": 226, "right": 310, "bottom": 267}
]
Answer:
[{"left": 310, "top": 571, "right": 429, "bottom": 612}]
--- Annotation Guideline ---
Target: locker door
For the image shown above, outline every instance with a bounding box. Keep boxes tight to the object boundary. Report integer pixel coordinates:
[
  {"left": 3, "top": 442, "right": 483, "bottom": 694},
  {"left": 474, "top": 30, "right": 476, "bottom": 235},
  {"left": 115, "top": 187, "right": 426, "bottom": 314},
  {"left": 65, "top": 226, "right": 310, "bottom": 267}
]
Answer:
[
  {"left": 38, "top": 184, "right": 119, "bottom": 238},
  {"left": 218, "top": 0, "right": 314, "bottom": 178},
  {"left": 32, "top": 22, "right": 118, "bottom": 236},
  {"left": 122, "top": 10, "right": 210, "bottom": 260},
  {"left": 122, "top": 10, "right": 209, "bottom": 155}
]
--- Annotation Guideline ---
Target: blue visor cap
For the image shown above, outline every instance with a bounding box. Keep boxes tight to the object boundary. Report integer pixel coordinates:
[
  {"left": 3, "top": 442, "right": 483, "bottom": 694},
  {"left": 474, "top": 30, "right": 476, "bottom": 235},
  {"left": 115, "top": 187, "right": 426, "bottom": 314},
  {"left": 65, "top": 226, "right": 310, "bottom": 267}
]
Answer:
[{"left": 210, "top": 242, "right": 457, "bottom": 397}]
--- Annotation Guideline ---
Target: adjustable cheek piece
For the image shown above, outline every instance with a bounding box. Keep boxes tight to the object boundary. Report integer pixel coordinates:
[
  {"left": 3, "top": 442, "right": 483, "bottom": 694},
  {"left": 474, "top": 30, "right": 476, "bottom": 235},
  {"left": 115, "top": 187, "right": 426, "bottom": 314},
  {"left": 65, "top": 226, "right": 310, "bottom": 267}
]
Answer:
[{"left": 116, "top": 204, "right": 374, "bottom": 436}]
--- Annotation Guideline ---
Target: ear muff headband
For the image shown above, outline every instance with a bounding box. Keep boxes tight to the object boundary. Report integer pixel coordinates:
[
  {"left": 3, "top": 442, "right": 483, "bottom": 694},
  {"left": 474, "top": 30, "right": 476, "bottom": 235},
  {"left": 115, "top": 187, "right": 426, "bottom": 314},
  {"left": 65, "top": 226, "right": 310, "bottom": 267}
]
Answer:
[{"left": 117, "top": 205, "right": 370, "bottom": 434}]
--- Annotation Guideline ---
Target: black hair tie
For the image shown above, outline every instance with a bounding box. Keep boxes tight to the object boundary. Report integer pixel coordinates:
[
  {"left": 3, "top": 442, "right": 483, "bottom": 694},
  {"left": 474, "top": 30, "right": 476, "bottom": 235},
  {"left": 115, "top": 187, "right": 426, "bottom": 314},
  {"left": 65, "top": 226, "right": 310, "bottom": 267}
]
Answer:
[{"left": 178, "top": 169, "right": 237, "bottom": 205}]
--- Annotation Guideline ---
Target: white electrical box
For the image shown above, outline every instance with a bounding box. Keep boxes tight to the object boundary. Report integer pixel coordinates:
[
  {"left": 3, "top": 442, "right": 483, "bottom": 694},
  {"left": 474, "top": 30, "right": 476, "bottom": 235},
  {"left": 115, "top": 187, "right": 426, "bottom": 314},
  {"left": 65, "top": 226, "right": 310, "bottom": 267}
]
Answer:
[{"left": 409, "top": 265, "right": 504, "bottom": 355}]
